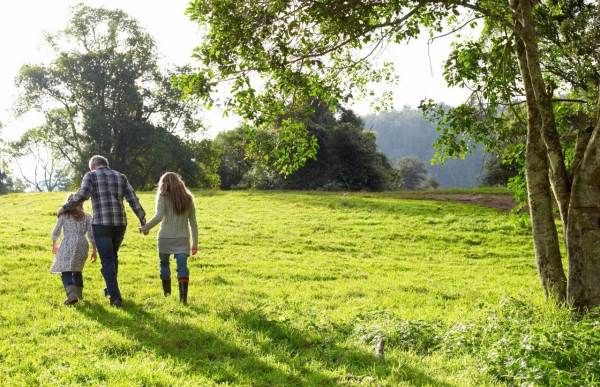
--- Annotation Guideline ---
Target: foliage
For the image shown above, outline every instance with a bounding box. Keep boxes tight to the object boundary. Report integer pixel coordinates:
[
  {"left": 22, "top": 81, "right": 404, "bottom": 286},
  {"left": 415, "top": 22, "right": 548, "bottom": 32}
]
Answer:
[
  {"left": 479, "top": 155, "right": 520, "bottom": 187},
  {"left": 280, "top": 107, "right": 393, "bottom": 191},
  {"left": 354, "top": 299, "right": 600, "bottom": 387},
  {"left": 364, "top": 108, "right": 487, "bottom": 188},
  {"left": 8, "top": 128, "right": 72, "bottom": 192},
  {"left": 213, "top": 126, "right": 252, "bottom": 189},
  {"left": 180, "top": 0, "right": 472, "bottom": 175},
  {"left": 392, "top": 157, "right": 438, "bottom": 190},
  {"left": 15, "top": 5, "right": 204, "bottom": 188},
  {"left": 0, "top": 126, "right": 22, "bottom": 195},
  {"left": 0, "top": 190, "right": 553, "bottom": 385},
  {"left": 214, "top": 106, "right": 394, "bottom": 191}
]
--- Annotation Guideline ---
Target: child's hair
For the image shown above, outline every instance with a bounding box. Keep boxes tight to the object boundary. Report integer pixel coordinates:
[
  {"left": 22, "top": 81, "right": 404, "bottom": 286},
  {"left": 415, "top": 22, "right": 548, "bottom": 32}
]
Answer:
[
  {"left": 157, "top": 172, "right": 193, "bottom": 214},
  {"left": 62, "top": 194, "right": 85, "bottom": 220}
]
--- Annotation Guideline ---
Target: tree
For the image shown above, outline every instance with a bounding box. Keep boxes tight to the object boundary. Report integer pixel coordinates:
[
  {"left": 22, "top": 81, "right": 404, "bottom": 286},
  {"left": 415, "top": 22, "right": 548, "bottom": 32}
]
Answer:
[
  {"left": 15, "top": 5, "right": 204, "bottom": 188},
  {"left": 214, "top": 126, "right": 252, "bottom": 189},
  {"left": 182, "top": 0, "right": 600, "bottom": 310},
  {"left": 8, "top": 128, "right": 71, "bottom": 192},
  {"left": 0, "top": 124, "right": 21, "bottom": 194},
  {"left": 393, "top": 157, "right": 437, "bottom": 190}
]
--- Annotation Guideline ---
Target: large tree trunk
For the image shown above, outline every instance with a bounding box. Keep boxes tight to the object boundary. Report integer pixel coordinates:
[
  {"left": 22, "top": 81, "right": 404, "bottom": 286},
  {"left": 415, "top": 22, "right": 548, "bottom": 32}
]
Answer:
[
  {"left": 512, "top": 0, "right": 600, "bottom": 309},
  {"left": 566, "top": 111, "right": 600, "bottom": 310},
  {"left": 515, "top": 0, "right": 572, "bottom": 227},
  {"left": 514, "top": 33, "right": 567, "bottom": 302}
]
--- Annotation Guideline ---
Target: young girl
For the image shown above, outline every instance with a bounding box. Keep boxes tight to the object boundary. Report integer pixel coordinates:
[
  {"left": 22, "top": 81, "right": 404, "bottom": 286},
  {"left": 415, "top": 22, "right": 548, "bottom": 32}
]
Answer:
[
  {"left": 51, "top": 194, "right": 96, "bottom": 305},
  {"left": 141, "top": 172, "right": 198, "bottom": 304}
]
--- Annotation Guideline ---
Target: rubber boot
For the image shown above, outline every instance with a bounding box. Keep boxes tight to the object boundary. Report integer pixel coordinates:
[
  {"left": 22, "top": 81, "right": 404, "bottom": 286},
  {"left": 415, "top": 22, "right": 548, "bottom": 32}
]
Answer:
[
  {"left": 178, "top": 277, "right": 189, "bottom": 305},
  {"left": 64, "top": 285, "right": 79, "bottom": 306},
  {"left": 75, "top": 286, "right": 83, "bottom": 300},
  {"left": 162, "top": 279, "right": 171, "bottom": 296}
]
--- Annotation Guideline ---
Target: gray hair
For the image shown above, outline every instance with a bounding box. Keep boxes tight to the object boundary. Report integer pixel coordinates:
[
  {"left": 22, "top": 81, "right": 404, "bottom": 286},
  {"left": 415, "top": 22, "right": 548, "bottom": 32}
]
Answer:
[{"left": 89, "top": 155, "right": 109, "bottom": 169}]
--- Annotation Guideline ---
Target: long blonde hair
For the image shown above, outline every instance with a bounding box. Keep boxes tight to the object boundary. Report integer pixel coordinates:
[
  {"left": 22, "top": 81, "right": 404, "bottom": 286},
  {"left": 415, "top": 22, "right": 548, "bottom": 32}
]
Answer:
[
  {"left": 157, "top": 172, "right": 193, "bottom": 214},
  {"left": 63, "top": 193, "right": 85, "bottom": 220}
]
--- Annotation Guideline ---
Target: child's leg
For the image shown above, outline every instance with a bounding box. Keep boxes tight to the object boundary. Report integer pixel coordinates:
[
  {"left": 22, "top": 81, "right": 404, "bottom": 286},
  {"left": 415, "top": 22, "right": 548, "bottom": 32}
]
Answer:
[
  {"left": 61, "top": 272, "right": 78, "bottom": 305},
  {"left": 73, "top": 272, "right": 83, "bottom": 299},
  {"left": 60, "top": 272, "right": 73, "bottom": 289},
  {"left": 174, "top": 253, "right": 189, "bottom": 304},
  {"left": 159, "top": 253, "right": 171, "bottom": 296}
]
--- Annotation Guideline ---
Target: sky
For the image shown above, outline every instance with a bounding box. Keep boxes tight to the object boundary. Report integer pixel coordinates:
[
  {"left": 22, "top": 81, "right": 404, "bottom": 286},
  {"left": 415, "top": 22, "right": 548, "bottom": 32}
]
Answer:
[{"left": 0, "top": 0, "right": 472, "bottom": 145}]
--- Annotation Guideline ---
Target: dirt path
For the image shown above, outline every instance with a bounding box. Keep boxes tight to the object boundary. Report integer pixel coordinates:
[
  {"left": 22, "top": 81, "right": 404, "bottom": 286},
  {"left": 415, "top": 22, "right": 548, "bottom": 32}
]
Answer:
[{"left": 394, "top": 192, "right": 516, "bottom": 211}]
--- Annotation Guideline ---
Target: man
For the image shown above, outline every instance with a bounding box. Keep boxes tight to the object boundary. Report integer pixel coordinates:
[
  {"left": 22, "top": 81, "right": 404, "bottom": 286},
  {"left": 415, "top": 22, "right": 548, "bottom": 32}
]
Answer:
[{"left": 60, "top": 155, "right": 145, "bottom": 307}]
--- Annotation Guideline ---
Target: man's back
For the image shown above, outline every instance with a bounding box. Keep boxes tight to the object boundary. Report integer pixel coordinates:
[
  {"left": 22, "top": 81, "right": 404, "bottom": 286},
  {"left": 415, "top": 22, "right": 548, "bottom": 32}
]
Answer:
[{"left": 68, "top": 166, "right": 145, "bottom": 226}]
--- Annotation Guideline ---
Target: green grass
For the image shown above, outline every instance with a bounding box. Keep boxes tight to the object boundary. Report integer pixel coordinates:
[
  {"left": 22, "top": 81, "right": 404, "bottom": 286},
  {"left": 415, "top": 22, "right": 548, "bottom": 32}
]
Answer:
[{"left": 0, "top": 191, "right": 596, "bottom": 386}]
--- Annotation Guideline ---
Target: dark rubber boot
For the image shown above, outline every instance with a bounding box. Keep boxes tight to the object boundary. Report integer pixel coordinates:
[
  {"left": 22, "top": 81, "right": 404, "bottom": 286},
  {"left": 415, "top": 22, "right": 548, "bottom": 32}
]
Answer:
[
  {"left": 178, "top": 278, "right": 188, "bottom": 305},
  {"left": 75, "top": 286, "right": 84, "bottom": 300},
  {"left": 64, "top": 285, "right": 79, "bottom": 306},
  {"left": 162, "top": 279, "right": 171, "bottom": 296}
]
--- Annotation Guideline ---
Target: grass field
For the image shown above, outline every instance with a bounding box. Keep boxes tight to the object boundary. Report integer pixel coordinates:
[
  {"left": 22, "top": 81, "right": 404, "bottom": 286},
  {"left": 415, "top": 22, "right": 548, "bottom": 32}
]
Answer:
[{"left": 0, "top": 191, "right": 597, "bottom": 386}]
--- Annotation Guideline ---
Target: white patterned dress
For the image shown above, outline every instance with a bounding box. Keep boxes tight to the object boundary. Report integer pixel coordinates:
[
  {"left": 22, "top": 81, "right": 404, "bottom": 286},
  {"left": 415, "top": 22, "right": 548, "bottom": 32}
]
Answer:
[{"left": 50, "top": 214, "right": 94, "bottom": 273}]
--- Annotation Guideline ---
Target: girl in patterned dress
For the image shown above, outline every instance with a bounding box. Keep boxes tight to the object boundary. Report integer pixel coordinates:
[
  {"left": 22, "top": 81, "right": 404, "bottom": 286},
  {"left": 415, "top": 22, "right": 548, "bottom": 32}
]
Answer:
[{"left": 51, "top": 194, "right": 97, "bottom": 305}]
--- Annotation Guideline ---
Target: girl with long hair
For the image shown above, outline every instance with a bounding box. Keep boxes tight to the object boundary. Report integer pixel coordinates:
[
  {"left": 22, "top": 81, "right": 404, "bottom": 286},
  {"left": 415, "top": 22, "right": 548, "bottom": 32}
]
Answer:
[{"left": 141, "top": 172, "right": 198, "bottom": 304}]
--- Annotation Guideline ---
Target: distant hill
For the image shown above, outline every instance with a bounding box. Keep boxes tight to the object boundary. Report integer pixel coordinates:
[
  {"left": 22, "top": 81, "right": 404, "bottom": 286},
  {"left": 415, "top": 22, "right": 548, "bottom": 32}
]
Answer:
[{"left": 363, "top": 108, "right": 486, "bottom": 188}]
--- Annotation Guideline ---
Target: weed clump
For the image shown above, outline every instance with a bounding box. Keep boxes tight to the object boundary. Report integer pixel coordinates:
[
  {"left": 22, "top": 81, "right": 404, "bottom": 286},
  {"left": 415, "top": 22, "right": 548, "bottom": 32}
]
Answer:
[{"left": 354, "top": 299, "right": 600, "bottom": 386}]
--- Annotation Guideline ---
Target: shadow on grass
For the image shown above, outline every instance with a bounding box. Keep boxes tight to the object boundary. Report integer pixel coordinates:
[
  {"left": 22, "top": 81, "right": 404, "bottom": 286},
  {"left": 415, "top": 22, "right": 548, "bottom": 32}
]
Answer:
[
  {"left": 219, "top": 307, "right": 456, "bottom": 387},
  {"left": 77, "top": 300, "right": 455, "bottom": 386},
  {"left": 78, "top": 300, "right": 331, "bottom": 386}
]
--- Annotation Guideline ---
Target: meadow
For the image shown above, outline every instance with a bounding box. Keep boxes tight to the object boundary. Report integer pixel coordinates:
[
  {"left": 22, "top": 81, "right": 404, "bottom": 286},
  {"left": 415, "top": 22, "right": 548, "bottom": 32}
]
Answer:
[{"left": 0, "top": 191, "right": 598, "bottom": 386}]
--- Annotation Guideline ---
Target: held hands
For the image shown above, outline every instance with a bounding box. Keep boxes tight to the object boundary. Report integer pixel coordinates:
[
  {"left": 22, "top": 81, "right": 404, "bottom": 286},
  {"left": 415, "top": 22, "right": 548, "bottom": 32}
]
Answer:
[{"left": 139, "top": 218, "right": 149, "bottom": 235}]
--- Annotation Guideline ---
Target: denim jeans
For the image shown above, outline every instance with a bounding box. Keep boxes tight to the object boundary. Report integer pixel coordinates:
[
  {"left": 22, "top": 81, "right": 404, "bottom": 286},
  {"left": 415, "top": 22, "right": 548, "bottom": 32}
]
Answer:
[
  {"left": 93, "top": 225, "right": 126, "bottom": 301},
  {"left": 159, "top": 253, "right": 189, "bottom": 280},
  {"left": 61, "top": 271, "right": 83, "bottom": 288}
]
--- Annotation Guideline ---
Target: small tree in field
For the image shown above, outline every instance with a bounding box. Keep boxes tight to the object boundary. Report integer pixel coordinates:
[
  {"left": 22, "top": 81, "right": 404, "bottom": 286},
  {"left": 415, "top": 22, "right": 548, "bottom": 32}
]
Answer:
[{"left": 393, "top": 157, "right": 436, "bottom": 190}]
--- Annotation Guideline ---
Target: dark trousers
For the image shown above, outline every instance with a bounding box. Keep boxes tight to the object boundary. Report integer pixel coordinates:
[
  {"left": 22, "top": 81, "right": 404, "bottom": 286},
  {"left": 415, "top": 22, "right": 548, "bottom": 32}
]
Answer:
[
  {"left": 93, "top": 225, "right": 126, "bottom": 301},
  {"left": 61, "top": 271, "right": 83, "bottom": 288}
]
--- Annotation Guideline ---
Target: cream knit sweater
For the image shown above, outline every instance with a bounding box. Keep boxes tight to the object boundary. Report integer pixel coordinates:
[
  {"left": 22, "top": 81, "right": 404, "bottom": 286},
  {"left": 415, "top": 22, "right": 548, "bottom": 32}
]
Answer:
[{"left": 143, "top": 194, "right": 198, "bottom": 247}]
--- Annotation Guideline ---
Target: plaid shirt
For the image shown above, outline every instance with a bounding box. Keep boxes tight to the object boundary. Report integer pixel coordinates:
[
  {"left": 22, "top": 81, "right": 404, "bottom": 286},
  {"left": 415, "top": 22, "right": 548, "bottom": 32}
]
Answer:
[{"left": 63, "top": 167, "right": 145, "bottom": 226}]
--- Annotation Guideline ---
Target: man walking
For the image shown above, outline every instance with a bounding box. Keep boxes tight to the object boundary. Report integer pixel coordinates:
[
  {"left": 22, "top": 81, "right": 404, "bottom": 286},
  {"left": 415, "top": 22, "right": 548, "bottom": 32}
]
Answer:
[{"left": 60, "top": 155, "right": 145, "bottom": 307}]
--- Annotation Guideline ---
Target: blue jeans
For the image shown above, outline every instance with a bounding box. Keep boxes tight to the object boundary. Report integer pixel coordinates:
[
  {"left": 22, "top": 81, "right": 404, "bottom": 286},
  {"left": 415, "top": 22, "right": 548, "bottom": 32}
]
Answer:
[
  {"left": 93, "top": 225, "right": 126, "bottom": 301},
  {"left": 159, "top": 253, "right": 189, "bottom": 280},
  {"left": 61, "top": 271, "right": 83, "bottom": 288}
]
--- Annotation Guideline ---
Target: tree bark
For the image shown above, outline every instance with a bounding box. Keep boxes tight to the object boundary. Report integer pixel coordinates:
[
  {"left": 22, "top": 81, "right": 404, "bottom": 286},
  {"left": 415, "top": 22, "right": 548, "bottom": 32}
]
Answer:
[
  {"left": 566, "top": 97, "right": 600, "bottom": 310},
  {"left": 514, "top": 33, "right": 567, "bottom": 302},
  {"left": 514, "top": 0, "right": 572, "bottom": 227}
]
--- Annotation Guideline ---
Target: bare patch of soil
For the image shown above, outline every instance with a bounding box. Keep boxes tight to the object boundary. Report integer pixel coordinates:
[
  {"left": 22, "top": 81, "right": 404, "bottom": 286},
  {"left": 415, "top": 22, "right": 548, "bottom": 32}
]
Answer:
[{"left": 397, "top": 193, "right": 516, "bottom": 211}]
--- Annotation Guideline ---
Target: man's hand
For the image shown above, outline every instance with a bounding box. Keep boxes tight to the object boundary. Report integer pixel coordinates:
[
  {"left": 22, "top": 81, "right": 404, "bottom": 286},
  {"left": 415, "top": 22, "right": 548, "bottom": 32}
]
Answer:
[
  {"left": 52, "top": 244, "right": 58, "bottom": 254},
  {"left": 90, "top": 250, "right": 97, "bottom": 262},
  {"left": 138, "top": 226, "right": 149, "bottom": 236},
  {"left": 191, "top": 245, "right": 198, "bottom": 255}
]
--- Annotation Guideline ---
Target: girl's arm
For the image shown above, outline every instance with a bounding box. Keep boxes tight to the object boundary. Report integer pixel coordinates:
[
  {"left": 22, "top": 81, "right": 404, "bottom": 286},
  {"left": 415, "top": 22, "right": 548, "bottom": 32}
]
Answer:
[
  {"left": 189, "top": 199, "right": 199, "bottom": 255},
  {"left": 86, "top": 215, "right": 97, "bottom": 262},
  {"left": 141, "top": 194, "right": 165, "bottom": 233},
  {"left": 51, "top": 216, "right": 64, "bottom": 254}
]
